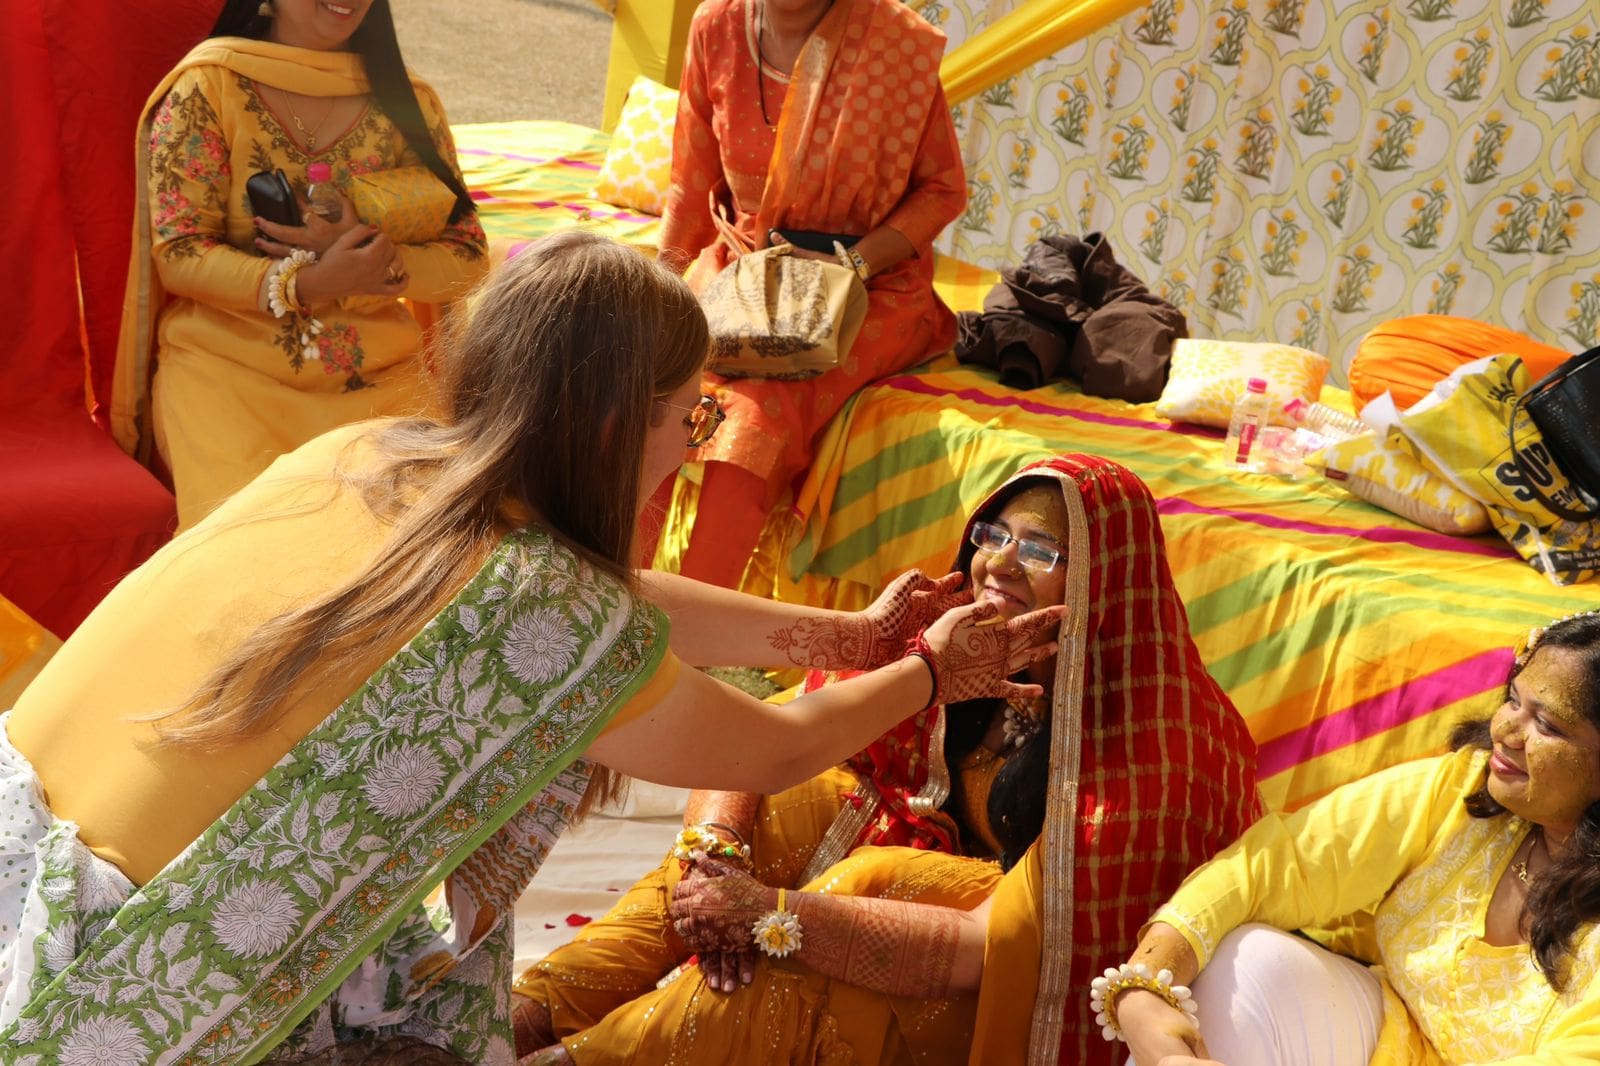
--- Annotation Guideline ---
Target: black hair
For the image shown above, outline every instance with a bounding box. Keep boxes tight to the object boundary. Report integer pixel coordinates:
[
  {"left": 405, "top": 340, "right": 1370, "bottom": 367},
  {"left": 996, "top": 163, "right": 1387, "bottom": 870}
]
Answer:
[
  {"left": 1453, "top": 612, "right": 1600, "bottom": 991},
  {"left": 208, "top": 0, "right": 474, "bottom": 220},
  {"left": 940, "top": 474, "right": 1061, "bottom": 872}
]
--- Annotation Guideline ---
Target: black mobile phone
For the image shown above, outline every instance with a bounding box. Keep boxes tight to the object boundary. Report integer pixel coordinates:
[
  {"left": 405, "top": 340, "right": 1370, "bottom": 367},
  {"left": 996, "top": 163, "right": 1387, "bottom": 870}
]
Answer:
[{"left": 246, "top": 168, "right": 304, "bottom": 228}]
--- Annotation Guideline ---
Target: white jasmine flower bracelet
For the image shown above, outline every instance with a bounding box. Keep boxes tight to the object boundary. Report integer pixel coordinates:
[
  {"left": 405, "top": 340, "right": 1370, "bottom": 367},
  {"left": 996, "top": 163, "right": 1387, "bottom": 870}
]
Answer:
[
  {"left": 751, "top": 888, "right": 803, "bottom": 958},
  {"left": 266, "top": 248, "right": 324, "bottom": 362},
  {"left": 1088, "top": 962, "right": 1198, "bottom": 1043}
]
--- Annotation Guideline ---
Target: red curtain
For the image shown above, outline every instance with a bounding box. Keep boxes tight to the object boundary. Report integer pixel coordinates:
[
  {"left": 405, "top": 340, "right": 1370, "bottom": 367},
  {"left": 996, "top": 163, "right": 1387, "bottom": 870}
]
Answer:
[{"left": 0, "top": 0, "right": 218, "bottom": 636}]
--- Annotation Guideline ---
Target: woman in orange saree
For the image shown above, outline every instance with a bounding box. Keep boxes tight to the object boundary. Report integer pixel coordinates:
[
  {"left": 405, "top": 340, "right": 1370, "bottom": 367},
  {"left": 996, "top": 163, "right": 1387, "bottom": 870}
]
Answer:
[
  {"left": 655, "top": 0, "right": 966, "bottom": 588},
  {"left": 516, "top": 455, "right": 1263, "bottom": 1065}
]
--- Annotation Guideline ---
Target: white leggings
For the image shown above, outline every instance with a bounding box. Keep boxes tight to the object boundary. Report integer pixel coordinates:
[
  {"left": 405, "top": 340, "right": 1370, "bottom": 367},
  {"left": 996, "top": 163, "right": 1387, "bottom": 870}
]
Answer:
[{"left": 1188, "top": 924, "right": 1385, "bottom": 1066}]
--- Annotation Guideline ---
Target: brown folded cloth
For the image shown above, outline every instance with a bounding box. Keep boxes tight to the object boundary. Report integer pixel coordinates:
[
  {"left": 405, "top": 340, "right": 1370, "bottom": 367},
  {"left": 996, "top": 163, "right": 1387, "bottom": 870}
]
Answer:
[{"left": 956, "top": 232, "right": 1186, "bottom": 402}]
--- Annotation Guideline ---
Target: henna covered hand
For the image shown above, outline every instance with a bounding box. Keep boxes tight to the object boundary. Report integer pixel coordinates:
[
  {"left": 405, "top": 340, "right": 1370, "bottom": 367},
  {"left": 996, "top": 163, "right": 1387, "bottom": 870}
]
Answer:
[
  {"left": 915, "top": 601, "right": 1065, "bottom": 706},
  {"left": 695, "top": 947, "right": 759, "bottom": 992},
  {"left": 668, "top": 859, "right": 777, "bottom": 957},
  {"left": 764, "top": 569, "right": 970, "bottom": 671},
  {"left": 855, "top": 569, "right": 971, "bottom": 669}
]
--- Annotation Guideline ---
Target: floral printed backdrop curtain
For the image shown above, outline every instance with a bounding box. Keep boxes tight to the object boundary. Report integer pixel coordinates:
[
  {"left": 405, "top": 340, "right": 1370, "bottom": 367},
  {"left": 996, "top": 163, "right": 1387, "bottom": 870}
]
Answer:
[{"left": 923, "top": 0, "right": 1600, "bottom": 380}]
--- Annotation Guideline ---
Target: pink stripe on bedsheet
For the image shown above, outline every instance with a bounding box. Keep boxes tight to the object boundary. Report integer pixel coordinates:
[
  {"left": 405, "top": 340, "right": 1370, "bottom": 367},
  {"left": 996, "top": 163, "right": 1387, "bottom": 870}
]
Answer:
[
  {"left": 474, "top": 198, "right": 658, "bottom": 224},
  {"left": 879, "top": 375, "right": 1220, "bottom": 438},
  {"left": 1154, "top": 497, "right": 1514, "bottom": 558},
  {"left": 457, "top": 147, "right": 602, "bottom": 170},
  {"left": 1257, "top": 647, "right": 1513, "bottom": 778}
]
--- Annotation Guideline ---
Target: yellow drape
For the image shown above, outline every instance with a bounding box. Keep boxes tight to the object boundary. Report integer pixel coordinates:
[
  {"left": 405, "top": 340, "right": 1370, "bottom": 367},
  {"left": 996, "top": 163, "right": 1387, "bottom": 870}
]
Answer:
[
  {"left": 0, "top": 595, "right": 59, "bottom": 709},
  {"left": 939, "top": 0, "right": 1150, "bottom": 104},
  {"left": 601, "top": 0, "right": 699, "bottom": 131},
  {"left": 601, "top": 0, "right": 1141, "bottom": 128}
]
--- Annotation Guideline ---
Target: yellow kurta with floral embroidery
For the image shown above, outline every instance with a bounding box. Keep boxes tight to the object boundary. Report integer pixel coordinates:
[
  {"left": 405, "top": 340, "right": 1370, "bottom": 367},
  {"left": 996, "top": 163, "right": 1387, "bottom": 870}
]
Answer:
[
  {"left": 135, "top": 43, "right": 486, "bottom": 528},
  {"left": 1152, "top": 748, "right": 1600, "bottom": 1065}
]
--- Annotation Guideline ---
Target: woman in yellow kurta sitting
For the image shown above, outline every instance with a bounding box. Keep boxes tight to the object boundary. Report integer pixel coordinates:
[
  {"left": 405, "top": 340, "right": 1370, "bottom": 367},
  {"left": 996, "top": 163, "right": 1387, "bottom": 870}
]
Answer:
[
  {"left": 514, "top": 455, "right": 1262, "bottom": 1066},
  {"left": 652, "top": 0, "right": 967, "bottom": 588},
  {"left": 111, "top": 0, "right": 488, "bottom": 528},
  {"left": 1103, "top": 609, "right": 1600, "bottom": 1066}
]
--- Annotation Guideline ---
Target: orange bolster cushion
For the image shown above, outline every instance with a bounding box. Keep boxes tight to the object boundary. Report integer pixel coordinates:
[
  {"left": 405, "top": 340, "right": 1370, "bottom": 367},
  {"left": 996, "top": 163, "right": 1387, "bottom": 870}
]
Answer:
[{"left": 1348, "top": 315, "right": 1570, "bottom": 411}]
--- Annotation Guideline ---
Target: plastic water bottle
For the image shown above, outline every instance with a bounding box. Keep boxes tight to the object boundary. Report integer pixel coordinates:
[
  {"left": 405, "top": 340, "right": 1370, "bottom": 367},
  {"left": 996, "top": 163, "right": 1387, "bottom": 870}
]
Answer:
[
  {"left": 1282, "top": 397, "right": 1369, "bottom": 443},
  {"left": 305, "top": 162, "right": 342, "bottom": 222},
  {"left": 1223, "top": 377, "right": 1273, "bottom": 471}
]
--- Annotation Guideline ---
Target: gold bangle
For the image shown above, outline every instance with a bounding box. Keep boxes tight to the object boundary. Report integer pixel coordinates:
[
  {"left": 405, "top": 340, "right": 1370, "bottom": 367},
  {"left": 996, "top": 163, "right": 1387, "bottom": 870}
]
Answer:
[
  {"left": 845, "top": 246, "right": 871, "bottom": 282},
  {"left": 1088, "top": 963, "right": 1198, "bottom": 1044},
  {"left": 672, "top": 823, "right": 752, "bottom": 866}
]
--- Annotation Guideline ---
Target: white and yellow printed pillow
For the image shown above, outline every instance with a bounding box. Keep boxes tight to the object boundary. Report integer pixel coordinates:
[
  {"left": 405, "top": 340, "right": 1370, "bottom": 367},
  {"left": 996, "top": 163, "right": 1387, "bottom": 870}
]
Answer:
[
  {"left": 1156, "top": 338, "right": 1331, "bottom": 428},
  {"left": 594, "top": 75, "right": 679, "bottom": 216}
]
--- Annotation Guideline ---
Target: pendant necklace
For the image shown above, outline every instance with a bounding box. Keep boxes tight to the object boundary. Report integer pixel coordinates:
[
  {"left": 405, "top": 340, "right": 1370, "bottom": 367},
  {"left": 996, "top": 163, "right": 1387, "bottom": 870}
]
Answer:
[
  {"left": 1514, "top": 827, "right": 1545, "bottom": 885},
  {"left": 276, "top": 87, "right": 336, "bottom": 152}
]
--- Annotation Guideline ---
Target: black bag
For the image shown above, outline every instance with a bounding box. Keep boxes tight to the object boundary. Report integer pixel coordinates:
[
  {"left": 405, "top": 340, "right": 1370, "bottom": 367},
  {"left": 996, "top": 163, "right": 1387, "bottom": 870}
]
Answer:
[
  {"left": 1511, "top": 343, "right": 1600, "bottom": 523},
  {"left": 245, "top": 168, "right": 304, "bottom": 228}
]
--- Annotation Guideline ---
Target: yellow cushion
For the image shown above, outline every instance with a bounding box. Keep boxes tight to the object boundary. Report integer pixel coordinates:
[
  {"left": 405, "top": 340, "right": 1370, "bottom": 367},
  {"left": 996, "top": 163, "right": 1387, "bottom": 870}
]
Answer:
[
  {"left": 594, "top": 76, "right": 679, "bottom": 216},
  {"left": 1322, "top": 431, "right": 1491, "bottom": 536},
  {"left": 1156, "top": 338, "right": 1331, "bottom": 428}
]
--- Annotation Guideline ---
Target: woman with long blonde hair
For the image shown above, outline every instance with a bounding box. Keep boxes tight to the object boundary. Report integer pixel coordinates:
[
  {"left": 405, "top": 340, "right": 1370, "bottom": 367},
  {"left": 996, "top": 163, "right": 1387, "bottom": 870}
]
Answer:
[{"left": 1, "top": 233, "right": 1059, "bottom": 1064}]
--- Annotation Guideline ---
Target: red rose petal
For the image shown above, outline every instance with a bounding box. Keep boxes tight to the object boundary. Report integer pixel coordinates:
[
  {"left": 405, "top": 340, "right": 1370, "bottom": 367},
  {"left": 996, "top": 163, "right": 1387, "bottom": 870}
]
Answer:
[{"left": 565, "top": 913, "right": 593, "bottom": 927}]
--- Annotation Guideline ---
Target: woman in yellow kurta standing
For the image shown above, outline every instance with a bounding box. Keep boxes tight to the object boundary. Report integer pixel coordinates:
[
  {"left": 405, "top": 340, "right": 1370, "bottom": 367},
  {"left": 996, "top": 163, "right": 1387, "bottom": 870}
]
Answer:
[
  {"left": 1105, "top": 610, "right": 1600, "bottom": 1066},
  {"left": 655, "top": 0, "right": 967, "bottom": 588},
  {"left": 111, "top": 0, "right": 487, "bottom": 529}
]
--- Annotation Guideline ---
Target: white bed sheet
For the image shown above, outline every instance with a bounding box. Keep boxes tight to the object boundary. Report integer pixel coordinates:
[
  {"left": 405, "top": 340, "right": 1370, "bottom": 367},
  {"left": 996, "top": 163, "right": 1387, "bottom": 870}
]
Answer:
[{"left": 512, "top": 781, "right": 688, "bottom": 969}]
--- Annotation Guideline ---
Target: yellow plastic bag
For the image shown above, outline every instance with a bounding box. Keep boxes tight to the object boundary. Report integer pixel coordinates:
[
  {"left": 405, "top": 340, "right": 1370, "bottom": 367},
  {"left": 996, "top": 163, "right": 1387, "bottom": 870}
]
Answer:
[
  {"left": 1396, "top": 353, "right": 1600, "bottom": 585},
  {"left": 348, "top": 166, "right": 455, "bottom": 244}
]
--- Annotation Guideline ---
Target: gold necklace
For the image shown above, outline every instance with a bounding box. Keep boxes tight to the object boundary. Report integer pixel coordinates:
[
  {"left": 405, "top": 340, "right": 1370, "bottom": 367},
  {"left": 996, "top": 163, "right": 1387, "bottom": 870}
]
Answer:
[
  {"left": 1514, "top": 828, "right": 1545, "bottom": 884},
  {"left": 271, "top": 86, "right": 336, "bottom": 152}
]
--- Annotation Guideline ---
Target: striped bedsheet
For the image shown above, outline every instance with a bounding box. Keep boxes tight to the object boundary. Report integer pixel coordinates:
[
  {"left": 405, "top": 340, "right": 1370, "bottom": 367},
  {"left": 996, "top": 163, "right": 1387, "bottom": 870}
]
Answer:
[
  {"left": 775, "top": 359, "right": 1600, "bottom": 811},
  {"left": 448, "top": 119, "right": 1598, "bottom": 811},
  {"left": 453, "top": 120, "right": 663, "bottom": 258}
]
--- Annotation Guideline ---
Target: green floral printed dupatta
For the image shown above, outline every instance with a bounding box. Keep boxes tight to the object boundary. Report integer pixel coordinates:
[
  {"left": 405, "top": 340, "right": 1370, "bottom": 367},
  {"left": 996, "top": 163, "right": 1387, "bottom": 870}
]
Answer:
[{"left": 0, "top": 528, "right": 666, "bottom": 1064}]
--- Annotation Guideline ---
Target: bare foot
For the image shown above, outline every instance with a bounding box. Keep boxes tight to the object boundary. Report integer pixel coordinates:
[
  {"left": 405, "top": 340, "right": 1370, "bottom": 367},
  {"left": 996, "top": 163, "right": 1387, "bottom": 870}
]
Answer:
[
  {"left": 511, "top": 992, "right": 556, "bottom": 1057},
  {"left": 519, "top": 1045, "right": 574, "bottom": 1066}
]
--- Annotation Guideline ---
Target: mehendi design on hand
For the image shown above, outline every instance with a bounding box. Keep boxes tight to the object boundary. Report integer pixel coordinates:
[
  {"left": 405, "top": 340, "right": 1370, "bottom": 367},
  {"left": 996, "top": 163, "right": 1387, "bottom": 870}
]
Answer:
[
  {"left": 765, "top": 569, "right": 970, "bottom": 670},
  {"left": 790, "top": 891, "right": 964, "bottom": 999},
  {"left": 682, "top": 790, "right": 762, "bottom": 845},
  {"left": 915, "top": 604, "right": 1063, "bottom": 706},
  {"left": 766, "top": 614, "right": 873, "bottom": 669},
  {"left": 668, "top": 860, "right": 775, "bottom": 954}
]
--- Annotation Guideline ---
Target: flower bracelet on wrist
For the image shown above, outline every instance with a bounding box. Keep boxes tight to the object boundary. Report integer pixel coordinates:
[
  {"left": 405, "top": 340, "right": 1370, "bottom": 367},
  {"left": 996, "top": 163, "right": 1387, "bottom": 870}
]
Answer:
[
  {"left": 1088, "top": 962, "right": 1198, "bottom": 1044},
  {"left": 266, "top": 248, "right": 324, "bottom": 362},
  {"left": 751, "top": 887, "right": 803, "bottom": 958},
  {"left": 672, "top": 821, "right": 751, "bottom": 867}
]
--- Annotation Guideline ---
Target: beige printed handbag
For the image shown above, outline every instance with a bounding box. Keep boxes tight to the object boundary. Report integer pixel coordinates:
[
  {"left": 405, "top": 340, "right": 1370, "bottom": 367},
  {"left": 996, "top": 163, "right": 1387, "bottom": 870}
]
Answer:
[{"left": 698, "top": 202, "right": 867, "bottom": 379}]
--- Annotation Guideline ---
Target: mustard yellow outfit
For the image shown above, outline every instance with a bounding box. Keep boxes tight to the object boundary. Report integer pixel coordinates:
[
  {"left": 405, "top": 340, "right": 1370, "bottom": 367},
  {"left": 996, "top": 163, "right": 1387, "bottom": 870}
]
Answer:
[
  {"left": 520, "top": 455, "right": 1262, "bottom": 1066},
  {"left": 1153, "top": 747, "right": 1600, "bottom": 1065},
  {"left": 111, "top": 39, "right": 488, "bottom": 529}
]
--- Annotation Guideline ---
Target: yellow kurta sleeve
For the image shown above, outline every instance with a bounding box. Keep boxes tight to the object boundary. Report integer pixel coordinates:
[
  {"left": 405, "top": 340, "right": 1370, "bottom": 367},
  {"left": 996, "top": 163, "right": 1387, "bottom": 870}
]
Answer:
[
  {"left": 391, "top": 82, "right": 488, "bottom": 303},
  {"left": 1151, "top": 749, "right": 1486, "bottom": 967},
  {"left": 147, "top": 66, "right": 273, "bottom": 312}
]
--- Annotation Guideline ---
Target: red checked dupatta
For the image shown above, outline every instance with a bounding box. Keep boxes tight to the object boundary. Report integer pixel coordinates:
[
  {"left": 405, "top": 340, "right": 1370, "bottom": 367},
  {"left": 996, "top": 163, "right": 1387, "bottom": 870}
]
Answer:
[{"left": 800, "top": 455, "right": 1262, "bottom": 1063}]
